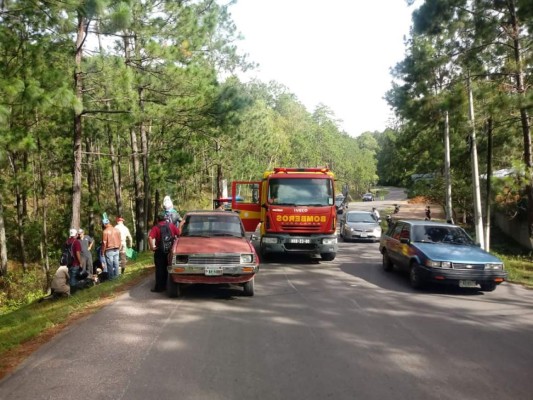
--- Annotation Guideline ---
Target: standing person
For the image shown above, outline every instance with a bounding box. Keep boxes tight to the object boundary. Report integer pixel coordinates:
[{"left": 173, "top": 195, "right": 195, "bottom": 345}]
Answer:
[
  {"left": 115, "top": 217, "right": 133, "bottom": 275},
  {"left": 425, "top": 206, "right": 432, "bottom": 221},
  {"left": 372, "top": 207, "right": 380, "bottom": 222},
  {"left": 148, "top": 211, "right": 180, "bottom": 292},
  {"left": 163, "top": 195, "right": 182, "bottom": 227},
  {"left": 78, "top": 229, "right": 94, "bottom": 278},
  {"left": 101, "top": 217, "right": 122, "bottom": 279},
  {"left": 64, "top": 228, "right": 82, "bottom": 289}
]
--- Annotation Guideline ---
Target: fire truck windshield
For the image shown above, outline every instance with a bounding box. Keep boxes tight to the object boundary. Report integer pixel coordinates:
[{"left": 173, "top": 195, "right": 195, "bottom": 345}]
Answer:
[{"left": 268, "top": 178, "right": 333, "bottom": 206}]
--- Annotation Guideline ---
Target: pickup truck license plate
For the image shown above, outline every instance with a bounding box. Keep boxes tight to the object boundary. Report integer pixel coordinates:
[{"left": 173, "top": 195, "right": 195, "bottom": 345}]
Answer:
[
  {"left": 289, "top": 238, "right": 310, "bottom": 244},
  {"left": 459, "top": 280, "right": 477, "bottom": 288},
  {"left": 205, "top": 267, "right": 224, "bottom": 276}
]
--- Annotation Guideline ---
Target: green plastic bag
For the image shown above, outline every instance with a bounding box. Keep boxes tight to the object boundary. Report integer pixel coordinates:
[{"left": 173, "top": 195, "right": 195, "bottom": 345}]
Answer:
[{"left": 126, "top": 247, "right": 137, "bottom": 260}]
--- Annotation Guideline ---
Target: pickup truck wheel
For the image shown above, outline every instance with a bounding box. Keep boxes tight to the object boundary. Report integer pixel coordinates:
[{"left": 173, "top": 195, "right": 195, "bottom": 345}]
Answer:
[
  {"left": 321, "top": 253, "right": 336, "bottom": 261},
  {"left": 382, "top": 252, "right": 393, "bottom": 272},
  {"left": 166, "top": 275, "right": 181, "bottom": 298},
  {"left": 409, "top": 263, "right": 425, "bottom": 290},
  {"left": 243, "top": 278, "right": 254, "bottom": 296},
  {"left": 480, "top": 282, "right": 497, "bottom": 292}
]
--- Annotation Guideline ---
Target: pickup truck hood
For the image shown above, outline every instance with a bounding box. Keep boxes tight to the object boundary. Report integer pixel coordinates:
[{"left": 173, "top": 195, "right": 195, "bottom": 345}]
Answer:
[{"left": 175, "top": 236, "right": 255, "bottom": 254}]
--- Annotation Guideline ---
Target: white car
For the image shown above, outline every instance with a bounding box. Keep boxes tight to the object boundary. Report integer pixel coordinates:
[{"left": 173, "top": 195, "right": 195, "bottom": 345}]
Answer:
[
  {"left": 362, "top": 193, "right": 374, "bottom": 202},
  {"left": 340, "top": 211, "right": 382, "bottom": 242}
]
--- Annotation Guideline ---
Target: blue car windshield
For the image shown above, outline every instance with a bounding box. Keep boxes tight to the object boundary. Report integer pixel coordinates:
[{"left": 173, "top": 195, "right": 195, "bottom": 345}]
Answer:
[{"left": 413, "top": 225, "right": 474, "bottom": 245}]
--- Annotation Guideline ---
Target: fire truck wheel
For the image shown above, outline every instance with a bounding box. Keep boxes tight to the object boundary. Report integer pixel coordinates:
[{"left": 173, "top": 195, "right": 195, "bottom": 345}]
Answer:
[{"left": 321, "top": 253, "right": 336, "bottom": 261}]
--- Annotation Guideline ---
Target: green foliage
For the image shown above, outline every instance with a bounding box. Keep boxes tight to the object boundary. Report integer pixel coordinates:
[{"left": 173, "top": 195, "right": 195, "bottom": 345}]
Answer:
[
  {"left": 0, "top": 0, "right": 380, "bottom": 283},
  {"left": 0, "top": 269, "right": 46, "bottom": 313}
]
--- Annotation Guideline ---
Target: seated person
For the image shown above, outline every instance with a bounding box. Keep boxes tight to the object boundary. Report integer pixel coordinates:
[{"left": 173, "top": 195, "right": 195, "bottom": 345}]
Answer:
[{"left": 51, "top": 265, "right": 70, "bottom": 297}]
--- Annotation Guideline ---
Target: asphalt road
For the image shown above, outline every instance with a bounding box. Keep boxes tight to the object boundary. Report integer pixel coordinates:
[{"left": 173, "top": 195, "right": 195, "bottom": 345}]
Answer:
[{"left": 1, "top": 238, "right": 533, "bottom": 400}]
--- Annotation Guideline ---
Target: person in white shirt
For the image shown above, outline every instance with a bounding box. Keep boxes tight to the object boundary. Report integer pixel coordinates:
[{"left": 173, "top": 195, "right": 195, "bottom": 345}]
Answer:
[
  {"left": 115, "top": 217, "right": 133, "bottom": 275},
  {"left": 372, "top": 207, "right": 380, "bottom": 222}
]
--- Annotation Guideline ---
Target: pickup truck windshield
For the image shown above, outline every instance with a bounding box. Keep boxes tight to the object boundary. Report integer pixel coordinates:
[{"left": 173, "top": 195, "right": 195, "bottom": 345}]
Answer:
[
  {"left": 268, "top": 178, "right": 333, "bottom": 206},
  {"left": 181, "top": 215, "right": 244, "bottom": 238}
]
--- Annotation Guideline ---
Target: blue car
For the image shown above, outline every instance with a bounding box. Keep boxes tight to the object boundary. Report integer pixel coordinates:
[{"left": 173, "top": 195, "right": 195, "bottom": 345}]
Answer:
[{"left": 379, "top": 220, "right": 506, "bottom": 291}]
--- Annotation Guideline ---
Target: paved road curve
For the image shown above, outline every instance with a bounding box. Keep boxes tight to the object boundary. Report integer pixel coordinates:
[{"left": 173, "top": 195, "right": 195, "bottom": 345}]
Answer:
[{"left": 1, "top": 241, "right": 533, "bottom": 399}]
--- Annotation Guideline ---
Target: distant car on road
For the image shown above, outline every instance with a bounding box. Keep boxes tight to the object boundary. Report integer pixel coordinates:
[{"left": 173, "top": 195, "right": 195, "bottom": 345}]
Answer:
[
  {"left": 167, "top": 210, "right": 259, "bottom": 297},
  {"left": 379, "top": 220, "right": 506, "bottom": 291},
  {"left": 340, "top": 210, "right": 382, "bottom": 242},
  {"left": 362, "top": 193, "right": 374, "bottom": 202}
]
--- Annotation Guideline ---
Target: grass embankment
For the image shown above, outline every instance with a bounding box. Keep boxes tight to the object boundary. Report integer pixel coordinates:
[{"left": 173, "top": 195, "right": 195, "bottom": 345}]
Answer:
[{"left": 0, "top": 253, "right": 154, "bottom": 380}]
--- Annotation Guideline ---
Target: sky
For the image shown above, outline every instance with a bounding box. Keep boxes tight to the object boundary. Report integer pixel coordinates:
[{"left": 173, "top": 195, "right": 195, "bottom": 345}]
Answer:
[{"left": 228, "top": 0, "right": 420, "bottom": 136}]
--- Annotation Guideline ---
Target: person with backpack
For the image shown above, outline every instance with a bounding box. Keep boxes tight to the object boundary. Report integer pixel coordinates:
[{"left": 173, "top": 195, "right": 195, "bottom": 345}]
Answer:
[
  {"left": 62, "top": 228, "right": 82, "bottom": 289},
  {"left": 148, "top": 211, "right": 180, "bottom": 293},
  {"left": 163, "top": 195, "right": 182, "bottom": 227}
]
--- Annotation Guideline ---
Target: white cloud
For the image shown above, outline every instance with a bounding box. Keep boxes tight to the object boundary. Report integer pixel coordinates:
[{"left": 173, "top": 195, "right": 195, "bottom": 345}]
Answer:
[{"left": 229, "top": 0, "right": 418, "bottom": 136}]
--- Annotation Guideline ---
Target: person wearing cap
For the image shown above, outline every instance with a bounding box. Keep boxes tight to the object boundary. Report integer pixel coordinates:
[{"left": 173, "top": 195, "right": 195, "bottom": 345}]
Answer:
[
  {"left": 163, "top": 195, "right": 182, "bottom": 227},
  {"left": 65, "top": 228, "right": 82, "bottom": 289},
  {"left": 148, "top": 211, "right": 180, "bottom": 292},
  {"left": 101, "top": 217, "right": 122, "bottom": 279},
  {"left": 78, "top": 228, "right": 94, "bottom": 277},
  {"left": 115, "top": 217, "right": 133, "bottom": 274}
]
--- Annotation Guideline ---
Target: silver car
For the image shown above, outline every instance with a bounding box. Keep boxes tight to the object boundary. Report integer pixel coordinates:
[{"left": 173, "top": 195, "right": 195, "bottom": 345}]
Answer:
[{"left": 340, "top": 210, "right": 382, "bottom": 242}]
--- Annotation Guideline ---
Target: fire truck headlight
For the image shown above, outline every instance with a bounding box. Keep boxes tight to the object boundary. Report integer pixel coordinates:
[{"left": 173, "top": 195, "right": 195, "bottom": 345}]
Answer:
[
  {"left": 263, "top": 237, "right": 278, "bottom": 244},
  {"left": 322, "top": 237, "right": 337, "bottom": 245}
]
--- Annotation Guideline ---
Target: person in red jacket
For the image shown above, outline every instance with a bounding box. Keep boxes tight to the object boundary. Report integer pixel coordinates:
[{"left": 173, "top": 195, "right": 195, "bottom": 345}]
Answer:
[
  {"left": 148, "top": 211, "right": 180, "bottom": 292},
  {"left": 65, "top": 228, "right": 82, "bottom": 288}
]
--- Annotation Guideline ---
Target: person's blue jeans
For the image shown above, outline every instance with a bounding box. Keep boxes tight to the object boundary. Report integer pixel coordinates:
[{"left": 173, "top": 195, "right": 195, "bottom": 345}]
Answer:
[
  {"left": 105, "top": 249, "right": 120, "bottom": 279},
  {"left": 68, "top": 266, "right": 80, "bottom": 288}
]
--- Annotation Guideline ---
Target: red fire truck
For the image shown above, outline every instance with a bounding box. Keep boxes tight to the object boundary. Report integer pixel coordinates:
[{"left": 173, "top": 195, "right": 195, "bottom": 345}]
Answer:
[{"left": 231, "top": 167, "right": 338, "bottom": 261}]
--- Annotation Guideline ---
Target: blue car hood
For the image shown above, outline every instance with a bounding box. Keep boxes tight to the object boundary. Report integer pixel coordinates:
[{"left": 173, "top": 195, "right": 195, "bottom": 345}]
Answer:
[{"left": 414, "top": 243, "right": 502, "bottom": 264}]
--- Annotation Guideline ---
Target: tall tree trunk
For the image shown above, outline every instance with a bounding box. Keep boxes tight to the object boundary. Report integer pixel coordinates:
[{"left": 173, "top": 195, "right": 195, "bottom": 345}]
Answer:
[
  {"left": 467, "top": 74, "right": 485, "bottom": 249},
  {"left": 86, "top": 138, "right": 96, "bottom": 238},
  {"left": 70, "top": 13, "right": 88, "bottom": 230},
  {"left": 0, "top": 189, "right": 7, "bottom": 276},
  {"left": 444, "top": 110, "right": 453, "bottom": 223},
  {"left": 484, "top": 118, "right": 493, "bottom": 251},
  {"left": 140, "top": 87, "right": 150, "bottom": 246},
  {"left": 107, "top": 118, "right": 122, "bottom": 217},
  {"left": 37, "top": 137, "right": 50, "bottom": 283},
  {"left": 8, "top": 153, "right": 28, "bottom": 272},
  {"left": 123, "top": 33, "right": 146, "bottom": 250},
  {"left": 130, "top": 127, "right": 145, "bottom": 250},
  {"left": 508, "top": 0, "right": 533, "bottom": 236}
]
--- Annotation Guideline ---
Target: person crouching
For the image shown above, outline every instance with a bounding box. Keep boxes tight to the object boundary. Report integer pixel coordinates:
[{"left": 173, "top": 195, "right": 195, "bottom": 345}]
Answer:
[{"left": 51, "top": 265, "right": 70, "bottom": 298}]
